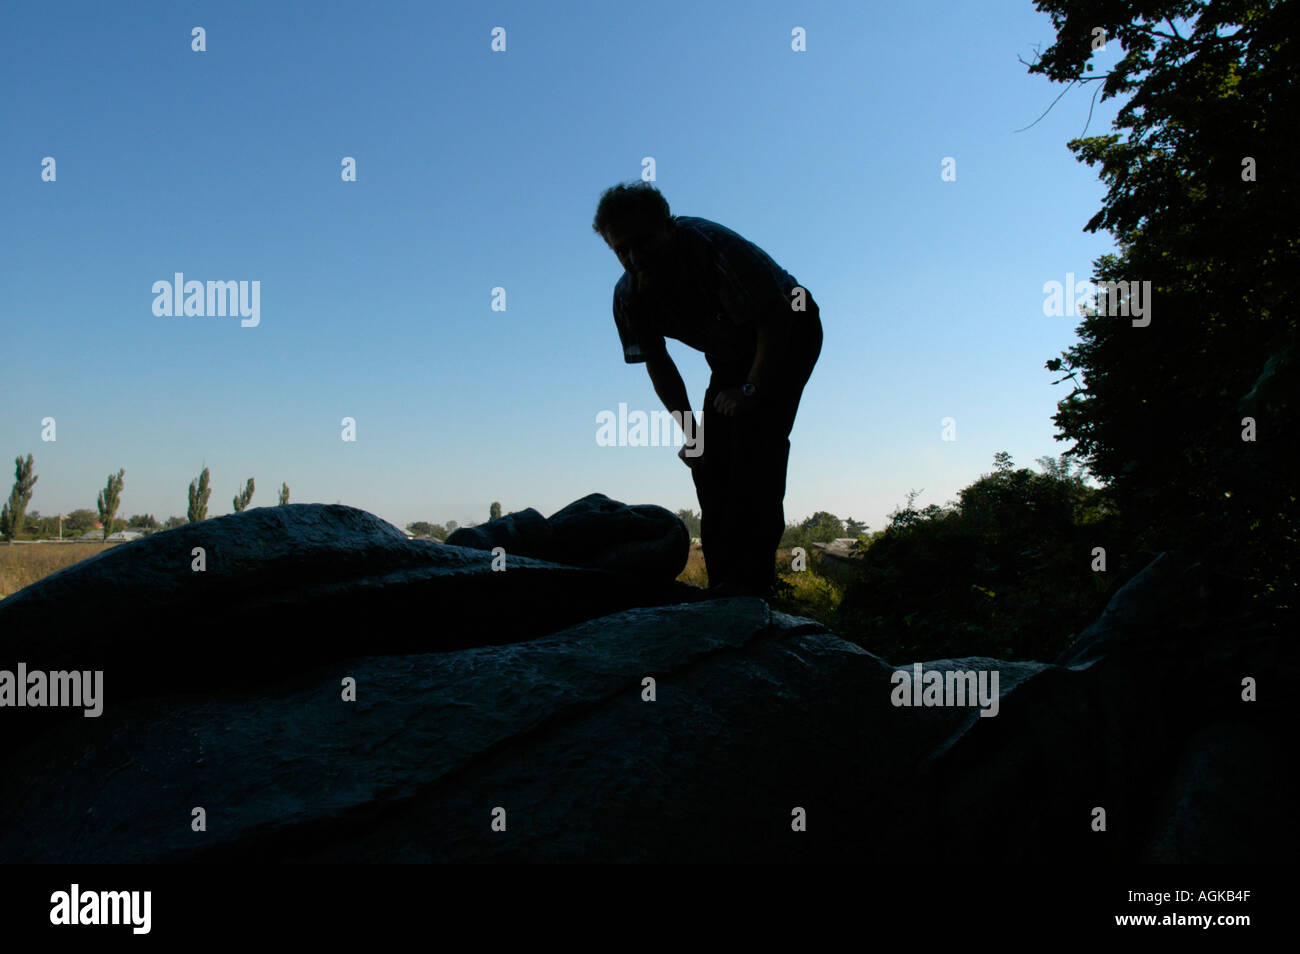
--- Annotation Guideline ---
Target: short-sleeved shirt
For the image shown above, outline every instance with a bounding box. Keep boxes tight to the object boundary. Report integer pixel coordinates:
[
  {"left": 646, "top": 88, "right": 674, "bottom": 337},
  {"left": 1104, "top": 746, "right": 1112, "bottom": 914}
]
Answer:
[{"left": 612, "top": 216, "right": 806, "bottom": 373}]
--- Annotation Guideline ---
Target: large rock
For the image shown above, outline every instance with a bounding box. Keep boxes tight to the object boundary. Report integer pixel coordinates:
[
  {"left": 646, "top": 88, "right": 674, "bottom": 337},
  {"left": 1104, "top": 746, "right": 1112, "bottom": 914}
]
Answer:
[
  {"left": 0, "top": 519, "right": 1289, "bottom": 862},
  {"left": 0, "top": 502, "right": 702, "bottom": 747},
  {"left": 446, "top": 493, "right": 689, "bottom": 580},
  {"left": 0, "top": 598, "right": 1080, "bottom": 862},
  {"left": 441, "top": 507, "right": 552, "bottom": 560}
]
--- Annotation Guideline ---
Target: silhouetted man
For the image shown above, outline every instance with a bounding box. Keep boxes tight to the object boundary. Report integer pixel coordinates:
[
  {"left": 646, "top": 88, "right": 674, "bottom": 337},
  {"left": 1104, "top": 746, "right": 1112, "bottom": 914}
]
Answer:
[{"left": 594, "top": 182, "right": 823, "bottom": 599}]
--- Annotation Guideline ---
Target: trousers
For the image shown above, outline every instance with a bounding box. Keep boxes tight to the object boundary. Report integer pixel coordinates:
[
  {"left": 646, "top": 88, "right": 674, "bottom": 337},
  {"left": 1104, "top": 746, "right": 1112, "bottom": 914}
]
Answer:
[{"left": 691, "top": 296, "right": 823, "bottom": 594}]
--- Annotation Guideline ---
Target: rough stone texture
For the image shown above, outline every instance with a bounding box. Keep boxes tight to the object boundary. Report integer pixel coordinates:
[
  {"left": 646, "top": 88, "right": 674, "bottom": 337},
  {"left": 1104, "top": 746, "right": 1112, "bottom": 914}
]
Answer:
[
  {"left": 0, "top": 598, "right": 1079, "bottom": 863},
  {"left": 440, "top": 508, "right": 552, "bottom": 560},
  {"left": 0, "top": 504, "right": 1289, "bottom": 862},
  {"left": 1139, "top": 721, "right": 1289, "bottom": 863},
  {"left": 447, "top": 493, "right": 688, "bottom": 580},
  {"left": 0, "top": 502, "right": 702, "bottom": 748}
]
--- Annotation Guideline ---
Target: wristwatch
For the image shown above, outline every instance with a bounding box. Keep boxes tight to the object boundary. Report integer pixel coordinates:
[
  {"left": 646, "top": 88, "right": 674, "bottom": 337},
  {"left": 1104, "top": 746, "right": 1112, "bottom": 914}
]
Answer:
[{"left": 742, "top": 382, "right": 757, "bottom": 398}]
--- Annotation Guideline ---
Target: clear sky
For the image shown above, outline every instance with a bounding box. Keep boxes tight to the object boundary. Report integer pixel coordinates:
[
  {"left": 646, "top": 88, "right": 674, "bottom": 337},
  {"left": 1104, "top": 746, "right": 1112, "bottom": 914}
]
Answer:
[{"left": 1, "top": 0, "right": 1125, "bottom": 535}]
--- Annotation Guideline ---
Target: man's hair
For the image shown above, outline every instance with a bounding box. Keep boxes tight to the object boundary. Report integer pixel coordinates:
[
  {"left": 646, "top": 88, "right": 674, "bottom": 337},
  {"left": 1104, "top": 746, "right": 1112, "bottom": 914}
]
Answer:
[{"left": 592, "top": 181, "right": 672, "bottom": 238}]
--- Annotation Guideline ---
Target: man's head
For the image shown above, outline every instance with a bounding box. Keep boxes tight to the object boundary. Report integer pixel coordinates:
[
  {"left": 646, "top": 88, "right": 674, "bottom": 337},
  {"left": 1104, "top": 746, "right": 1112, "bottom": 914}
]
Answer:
[{"left": 593, "top": 182, "right": 678, "bottom": 289}]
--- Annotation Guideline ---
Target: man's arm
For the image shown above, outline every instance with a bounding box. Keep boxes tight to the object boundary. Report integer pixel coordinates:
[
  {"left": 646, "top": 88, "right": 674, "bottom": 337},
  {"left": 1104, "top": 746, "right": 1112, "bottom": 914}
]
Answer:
[{"left": 644, "top": 349, "right": 700, "bottom": 443}]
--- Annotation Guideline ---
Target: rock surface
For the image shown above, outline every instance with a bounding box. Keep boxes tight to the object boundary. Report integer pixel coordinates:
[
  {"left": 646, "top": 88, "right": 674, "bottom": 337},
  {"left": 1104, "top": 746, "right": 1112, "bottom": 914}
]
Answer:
[
  {"left": 0, "top": 502, "right": 702, "bottom": 747},
  {"left": 0, "top": 598, "right": 1104, "bottom": 862},
  {"left": 0, "top": 505, "right": 1289, "bottom": 862},
  {"left": 447, "top": 493, "right": 689, "bottom": 580}
]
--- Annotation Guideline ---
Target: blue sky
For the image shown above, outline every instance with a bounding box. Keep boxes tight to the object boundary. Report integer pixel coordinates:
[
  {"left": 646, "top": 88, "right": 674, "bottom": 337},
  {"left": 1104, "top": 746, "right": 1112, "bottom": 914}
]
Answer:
[{"left": 1, "top": 0, "right": 1124, "bottom": 534}]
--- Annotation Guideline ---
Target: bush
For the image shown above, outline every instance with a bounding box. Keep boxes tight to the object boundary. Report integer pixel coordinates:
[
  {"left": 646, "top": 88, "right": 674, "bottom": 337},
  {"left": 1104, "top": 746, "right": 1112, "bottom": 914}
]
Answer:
[{"left": 836, "top": 454, "right": 1138, "bottom": 663}]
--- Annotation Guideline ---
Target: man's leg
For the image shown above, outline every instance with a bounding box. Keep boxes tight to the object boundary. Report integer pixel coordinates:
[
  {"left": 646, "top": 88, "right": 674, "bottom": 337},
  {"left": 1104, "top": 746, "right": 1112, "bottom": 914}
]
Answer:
[
  {"left": 731, "top": 307, "right": 823, "bottom": 596},
  {"left": 727, "top": 403, "right": 792, "bottom": 597},
  {"left": 693, "top": 376, "right": 741, "bottom": 590}
]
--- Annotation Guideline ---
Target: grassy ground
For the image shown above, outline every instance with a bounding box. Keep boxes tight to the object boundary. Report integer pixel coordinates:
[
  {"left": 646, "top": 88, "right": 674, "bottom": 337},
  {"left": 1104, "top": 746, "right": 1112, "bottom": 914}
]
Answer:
[
  {"left": 677, "top": 546, "right": 843, "bottom": 629},
  {"left": 0, "top": 542, "right": 118, "bottom": 600}
]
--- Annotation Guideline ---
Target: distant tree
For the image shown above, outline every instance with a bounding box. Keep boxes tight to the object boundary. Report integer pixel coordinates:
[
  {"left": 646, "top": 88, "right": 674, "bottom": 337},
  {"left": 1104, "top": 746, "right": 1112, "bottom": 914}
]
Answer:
[
  {"left": 15, "top": 509, "right": 57, "bottom": 539},
  {"left": 97, "top": 469, "right": 125, "bottom": 541},
  {"left": 187, "top": 467, "right": 211, "bottom": 522},
  {"left": 779, "top": 511, "right": 846, "bottom": 550},
  {"left": 64, "top": 508, "right": 97, "bottom": 534},
  {"left": 801, "top": 511, "right": 845, "bottom": 543},
  {"left": 36, "top": 513, "right": 62, "bottom": 538},
  {"left": 676, "top": 508, "right": 702, "bottom": 538},
  {"left": 490, "top": 501, "right": 502, "bottom": 521},
  {"left": 127, "top": 514, "right": 158, "bottom": 529},
  {"left": 232, "top": 477, "right": 255, "bottom": 513},
  {"left": 278, "top": 482, "right": 290, "bottom": 505},
  {"left": 446, "top": 520, "right": 458, "bottom": 532},
  {"left": 0, "top": 453, "right": 38, "bottom": 543},
  {"left": 844, "top": 517, "right": 868, "bottom": 537},
  {"left": 163, "top": 515, "right": 187, "bottom": 529},
  {"left": 407, "top": 521, "right": 449, "bottom": 539}
]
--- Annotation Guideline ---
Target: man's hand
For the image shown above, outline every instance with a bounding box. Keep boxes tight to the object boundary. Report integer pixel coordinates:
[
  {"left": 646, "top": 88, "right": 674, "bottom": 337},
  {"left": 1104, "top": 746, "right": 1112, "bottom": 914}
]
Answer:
[{"left": 713, "top": 386, "right": 756, "bottom": 417}]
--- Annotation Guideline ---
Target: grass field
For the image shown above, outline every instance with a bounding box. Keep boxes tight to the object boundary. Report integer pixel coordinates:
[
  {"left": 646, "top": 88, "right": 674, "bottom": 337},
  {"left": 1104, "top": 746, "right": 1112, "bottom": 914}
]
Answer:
[
  {"left": 678, "top": 545, "right": 843, "bottom": 628},
  {"left": 0, "top": 542, "right": 119, "bottom": 600}
]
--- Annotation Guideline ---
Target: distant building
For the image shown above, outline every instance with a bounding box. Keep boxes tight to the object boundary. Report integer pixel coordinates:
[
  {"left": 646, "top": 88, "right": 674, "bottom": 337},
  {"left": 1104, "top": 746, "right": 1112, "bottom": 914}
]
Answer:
[
  {"left": 78, "top": 528, "right": 144, "bottom": 542},
  {"left": 809, "top": 538, "right": 863, "bottom": 586}
]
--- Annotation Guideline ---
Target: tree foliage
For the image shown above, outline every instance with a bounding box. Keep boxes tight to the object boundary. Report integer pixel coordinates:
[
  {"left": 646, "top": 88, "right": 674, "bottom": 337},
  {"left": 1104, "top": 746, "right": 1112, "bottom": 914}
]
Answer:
[
  {"left": 65, "top": 509, "right": 97, "bottom": 533},
  {"left": 278, "top": 483, "right": 290, "bottom": 506},
  {"left": 780, "top": 511, "right": 847, "bottom": 550},
  {"left": 0, "top": 454, "right": 38, "bottom": 543},
  {"left": 188, "top": 467, "right": 211, "bottom": 523},
  {"left": 837, "top": 454, "right": 1126, "bottom": 662},
  {"left": 1030, "top": 0, "right": 1298, "bottom": 607},
  {"left": 97, "top": 469, "right": 125, "bottom": 541},
  {"left": 232, "top": 477, "right": 255, "bottom": 513},
  {"left": 406, "top": 521, "right": 448, "bottom": 540}
]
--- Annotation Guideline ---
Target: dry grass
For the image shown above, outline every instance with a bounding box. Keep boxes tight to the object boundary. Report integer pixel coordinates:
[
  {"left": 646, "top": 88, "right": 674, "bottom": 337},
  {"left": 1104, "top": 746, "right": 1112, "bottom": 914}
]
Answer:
[
  {"left": 676, "top": 545, "right": 709, "bottom": 587},
  {"left": 0, "top": 542, "right": 119, "bottom": 600},
  {"left": 676, "top": 545, "right": 844, "bottom": 628}
]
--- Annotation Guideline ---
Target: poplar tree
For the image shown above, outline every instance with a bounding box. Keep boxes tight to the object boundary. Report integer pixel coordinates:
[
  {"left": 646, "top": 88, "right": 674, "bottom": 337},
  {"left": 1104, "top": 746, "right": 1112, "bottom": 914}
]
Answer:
[
  {"left": 188, "top": 467, "right": 211, "bottom": 522},
  {"left": 233, "top": 478, "right": 255, "bottom": 512},
  {"left": 0, "top": 454, "right": 38, "bottom": 543},
  {"left": 97, "top": 469, "right": 125, "bottom": 541}
]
